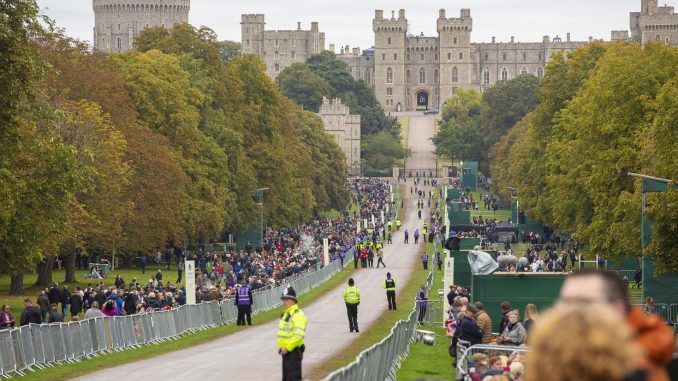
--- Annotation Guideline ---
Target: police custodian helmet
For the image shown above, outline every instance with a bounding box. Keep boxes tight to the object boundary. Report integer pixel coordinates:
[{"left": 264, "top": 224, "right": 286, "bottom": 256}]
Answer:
[{"left": 280, "top": 285, "right": 297, "bottom": 301}]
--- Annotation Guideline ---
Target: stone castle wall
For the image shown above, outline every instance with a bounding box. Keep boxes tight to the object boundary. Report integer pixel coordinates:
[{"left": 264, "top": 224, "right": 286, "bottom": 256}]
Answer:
[
  {"left": 92, "top": 0, "right": 189, "bottom": 54},
  {"left": 318, "top": 98, "right": 361, "bottom": 176}
]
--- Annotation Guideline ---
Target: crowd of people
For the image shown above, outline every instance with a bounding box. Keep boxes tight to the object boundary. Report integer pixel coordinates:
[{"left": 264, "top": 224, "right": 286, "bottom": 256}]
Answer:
[
  {"left": 2, "top": 178, "right": 396, "bottom": 326},
  {"left": 445, "top": 270, "right": 676, "bottom": 381}
]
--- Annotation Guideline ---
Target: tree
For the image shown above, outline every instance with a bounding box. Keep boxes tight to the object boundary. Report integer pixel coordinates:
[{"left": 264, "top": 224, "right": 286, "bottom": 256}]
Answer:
[
  {"left": 220, "top": 40, "right": 241, "bottom": 63},
  {"left": 434, "top": 88, "right": 483, "bottom": 162},
  {"left": 362, "top": 131, "right": 411, "bottom": 177},
  {"left": 277, "top": 63, "right": 332, "bottom": 111}
]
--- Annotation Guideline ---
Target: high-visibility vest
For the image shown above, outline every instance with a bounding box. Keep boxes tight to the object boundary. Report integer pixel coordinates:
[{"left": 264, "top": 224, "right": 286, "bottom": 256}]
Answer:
[
  {"left": 343, "top": 286, "right": 360, "bottom": 304},
  {"left": 396, "top": 220, "right": 401, "bottom": 226},
  {"left": 422, "top": 252, "right": 428, "bottom": 262},
  {"left": 384, "top": 278, "right": 396, "bottom": 291},
  {"left": 277, "top": 304, "right": 307, "bottom": 351},
  {"left": 236, "top": 285, "right": 251, "bottom": 306},
  {"left": 376, "top": 243, "right": 383, "bottom": 250}
]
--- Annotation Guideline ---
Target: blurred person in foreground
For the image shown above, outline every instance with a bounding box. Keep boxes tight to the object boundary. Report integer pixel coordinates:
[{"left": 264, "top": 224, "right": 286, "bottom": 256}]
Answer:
[
  {"left": 526, "top": 303, "right": 639, "bottom": 381},
  {"left": 557, "top": 269, "right": 675, "bottom": 381}
]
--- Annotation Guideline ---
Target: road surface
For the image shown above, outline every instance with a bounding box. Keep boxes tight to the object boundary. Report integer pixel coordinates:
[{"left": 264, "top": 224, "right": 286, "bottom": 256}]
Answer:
[{"left": 74, "top": 115, "right": 438, "bottom": 381}]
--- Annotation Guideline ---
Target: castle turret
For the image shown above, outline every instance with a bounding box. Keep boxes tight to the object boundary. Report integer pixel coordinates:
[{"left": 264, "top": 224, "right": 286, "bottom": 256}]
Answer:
[
  {"left": 437, "top": 8, "right": 473, "bottom": 101},
  {"left": 92, "top": 0, "right": 190, "bottom": 54},
  {"left": 241, "top": 14, "right": 265, "bottom": 55},
  {"left": 373, "top": 9, "right": 408, "bottom": 112}
]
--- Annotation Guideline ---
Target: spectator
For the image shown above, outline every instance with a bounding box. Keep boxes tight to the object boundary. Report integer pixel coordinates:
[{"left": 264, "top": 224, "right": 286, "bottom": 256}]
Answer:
[
  {"left": 558, "top": 269, "right": 675, "bottom": 381},
  {"left": 473, "top": 302, "right": 493, "bottom": 344},
  {"left": 459, "top": 304, "right": 484, "bottom": 345},
  {"left": 526, "top": 304, "right": 639, "bottom": 381},
  {"left": 19, "top": 298, "right": 42, "bottom": 326},
  {"left": 84, "top": 301, "right": 104, "bottom": 319},
  {"left": 60, "top": 285, "right": 71, "bottom": 318},
  {"left": 124, "top": 289, "right": 138, "bottom": 316},
  {"left": 48, "top": 283, "right": 60, "bottom": 305},
  {"left": 48, "top": 303, "right": 63, "bottom": 323},
  {"left": 523, "top": 303, "right": 539, "bottom": 334},
  {"left": 114, "top": 275, "right": 125, "bottom": 290},
  {"left": 510, "top": 361, "right": 525, "bottom": 381},
  {"left": 70, "top": 289, "right": 83, "bottom": 319},
  {"left": 498, "top": 301, "right": 512, "bottom": 334},
  {"left": 155, "top": 269, "right": 163, "bottom": 282},
  {"left": 37, "top": 290, "right": 50, "bottom": 323},
  {"left": 101, "top": 299, "right": 118, "bottom": 317},
  {"left": 109, "top": 289, "right": 123, "bottom": 316},
  {"left": 0, "top": 304, "right": 16, "bottom": 329},
  {"left": 497, "top": 310, "right": 526, "bottom": 346}
]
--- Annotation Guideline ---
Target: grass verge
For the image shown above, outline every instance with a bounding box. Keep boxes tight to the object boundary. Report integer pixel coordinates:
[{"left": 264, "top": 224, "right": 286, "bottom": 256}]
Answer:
[
  {"left": 307, "top": 240, "right": 430, "bottom": 380},
  {"left": 17, "top": 267, "right": 357, "bottom": 381}
]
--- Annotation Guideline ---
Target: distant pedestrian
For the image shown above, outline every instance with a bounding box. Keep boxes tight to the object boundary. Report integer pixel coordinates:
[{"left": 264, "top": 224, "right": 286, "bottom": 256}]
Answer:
[
  {"left": 417, "top": 285, "right": 428, "bottom": 322},
  {"left": 404, "top": 229, "right": 409, "bottom": 244},
  {"left": 20, "top": 299, "right": 42, "bottom": 326},
  {"left": 235, "top": 280, "right": 253, "bottom": 326},
  {"left": 421, "top": 252, "right": 428, "bottom": 270},
  {"left": 177, "top": 262, "right": 184, "bottom": 284},
  {"left": 384, "top": 273, "right": 396, "bottom": 310}
]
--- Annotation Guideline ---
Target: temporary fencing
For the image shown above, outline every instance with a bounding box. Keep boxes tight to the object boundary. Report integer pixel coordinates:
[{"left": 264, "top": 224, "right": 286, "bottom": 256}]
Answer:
[
  {"left": 324, "top": 242, "right": 438, "bottom": 381},
  {"left": 455, "top": 343, "right": 530, "bottom": 376},
  {"left": 0, "top": 255, "right": 348, "bottom": 379}
]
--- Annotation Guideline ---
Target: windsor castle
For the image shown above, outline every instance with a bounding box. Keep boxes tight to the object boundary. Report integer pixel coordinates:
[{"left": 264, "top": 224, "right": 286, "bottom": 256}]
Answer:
[{"left": 92, "top": 0, "right": 677, "bottom": 112}]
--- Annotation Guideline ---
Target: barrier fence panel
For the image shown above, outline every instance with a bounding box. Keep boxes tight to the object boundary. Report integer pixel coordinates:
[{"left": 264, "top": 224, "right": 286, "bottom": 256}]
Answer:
[
  {"left": 0, "top": 329, "right": 17, "bottom": 376},
  {"left": 49, "top": 324, "right": 67, "bottom": 363},
  {"left": 670, "top": 304, "right": 678, "bottom": 324},
  {"left": 456, "top": 344, "right": 530, "bottom": 376}
]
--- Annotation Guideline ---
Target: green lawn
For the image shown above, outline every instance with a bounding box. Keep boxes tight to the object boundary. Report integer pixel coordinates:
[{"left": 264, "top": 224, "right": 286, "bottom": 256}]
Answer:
[
  {"left": 10, "top": 266, "right": 357, "bottom": 381},
  {"left": 1, "top": 267, "right": 161, "bottom": 319}
]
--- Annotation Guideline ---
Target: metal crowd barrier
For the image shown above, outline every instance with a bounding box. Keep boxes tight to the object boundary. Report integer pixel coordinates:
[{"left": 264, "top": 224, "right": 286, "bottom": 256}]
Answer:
[
  {"left": 0, "top": 251, "right": 352, "bottom": 378},
  {"left": 455, "top": 344, "right": 530, "bottom": 376}
]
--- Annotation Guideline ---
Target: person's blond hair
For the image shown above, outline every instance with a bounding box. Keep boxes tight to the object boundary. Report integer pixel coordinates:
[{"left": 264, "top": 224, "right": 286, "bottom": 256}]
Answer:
[
  {"left": 526, "top": 304, "right": 639, "bottom": 381},
  {"left": 524, "top": 303, "right": 539, "bottom": 322}
]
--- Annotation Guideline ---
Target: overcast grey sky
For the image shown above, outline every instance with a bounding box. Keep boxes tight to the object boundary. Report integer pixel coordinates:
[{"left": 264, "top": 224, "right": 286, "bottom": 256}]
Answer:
[{"left": 38, "top": 0, "right": 653, "bottom": 49}]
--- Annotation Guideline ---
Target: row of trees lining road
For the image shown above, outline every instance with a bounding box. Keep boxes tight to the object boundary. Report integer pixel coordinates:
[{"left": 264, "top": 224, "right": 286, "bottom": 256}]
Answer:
[
  {"left": 0, "top": 3, "right": 350, "bottom": 294},
  {"left": 490, "top": 42, "right": 678, "bottom": 274},
  {"left": 276, "top": 52, "right": 410, "bottom": 176},
  {"left": 433, "top": 74, "right": 540, "bottom": 172}
]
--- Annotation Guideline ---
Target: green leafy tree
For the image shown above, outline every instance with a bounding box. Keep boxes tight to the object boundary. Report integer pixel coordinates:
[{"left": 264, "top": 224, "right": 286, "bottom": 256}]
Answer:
[
  {"left": 363, "top": 131, "right": 411, "bottom": 177},
  {"left": 276, "top": 63, "right": 332, "bottom": 111},
  {"left": 434, "top": 88, "right": 483, "bottom": 162}
]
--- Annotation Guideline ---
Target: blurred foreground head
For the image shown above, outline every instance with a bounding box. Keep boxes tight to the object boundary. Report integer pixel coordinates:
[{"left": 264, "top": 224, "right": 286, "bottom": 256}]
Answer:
[{"left": 526, "top": 303, "right": 638, "bottom": 381}]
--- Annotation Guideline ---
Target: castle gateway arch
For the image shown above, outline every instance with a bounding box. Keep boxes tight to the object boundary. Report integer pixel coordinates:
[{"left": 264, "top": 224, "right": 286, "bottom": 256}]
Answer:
[{"left": 415, "top": 89, "right": 430, "bottom": 111}]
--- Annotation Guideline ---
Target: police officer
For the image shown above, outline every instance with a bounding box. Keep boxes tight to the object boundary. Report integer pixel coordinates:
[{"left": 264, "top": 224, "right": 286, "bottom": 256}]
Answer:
[
  {"left": 384, "top": 272, "right": 396, "bottom": 310},
  {"left": 421, "top": 251, "right": 428, "bottom": 269},
  {"left": 343, "top": 278, "right": 360, "bottom": 332},
  {"left": 396, "top": 219, "right": 401, "bottom": 231},
  {"left": 278, "top": 286, "right": 307, "bottom": 381},
  {"left": 235, "top": 279, "right": 253, "bottom": 325}
]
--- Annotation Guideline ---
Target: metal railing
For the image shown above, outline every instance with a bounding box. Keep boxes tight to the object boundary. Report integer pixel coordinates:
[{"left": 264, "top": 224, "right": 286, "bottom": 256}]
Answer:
[
  {"left": 456, "top": 344, "right": 530, "bottom": 377},
  {"left": 0, "top": 256, "right": 347, "bottom": 378},
  {"left": 324, "top": 242, "right": 438, "bottom": 381}
]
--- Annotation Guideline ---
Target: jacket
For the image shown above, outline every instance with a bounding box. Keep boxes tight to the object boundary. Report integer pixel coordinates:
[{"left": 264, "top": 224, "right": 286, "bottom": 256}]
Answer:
[
  {"left": 48, "top": 287, "right": 60, "bottom": 304},
  {"left": 343, "top": 286, "right": 360, "bottom": 304},
  {"left": 60, "top": 289, "right": 71, "bottom": 305},
  {"left": 70, "top": 293, "right": 83, "bottom": 315},
  {"left": 475, "top": 310, "right": 494, "bottom": 344},
  {"left": 500, "top": 322, "right": 527, "bottom": 346},
  {"left": 626, "top": 306, "right": 675, "bottom": 381},
  {"left": 37, "top": 294, "right": 50, "bottom": 312},
  {"left": 48, "top": 309, "right": 64, "bottom": 323},
  {"left": 277, "top": 303, "right": 307, "bottom": 351},
  {"left": 0, "top": 312, "right": 15, "bottom": 328},
  {"left": 459, "top": 316, "right": 484, "bottom": 345},
  {"left": 20, "top": 306, "right": 42, "bottom": 326}
]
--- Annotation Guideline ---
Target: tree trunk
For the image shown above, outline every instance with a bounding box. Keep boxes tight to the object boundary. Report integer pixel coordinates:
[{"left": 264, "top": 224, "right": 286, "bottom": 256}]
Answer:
[
  {"left": 35, "top": 257, "right": 55, "bottom": 287},
  {"left": 10, "top": 273, "right": 24, "bottom": 295},
  {"left": 64, "top": 251, "right": 76, "bottom": 283},
  {"left": 122, "top": 255, "right": 133, "bottom": 267}
]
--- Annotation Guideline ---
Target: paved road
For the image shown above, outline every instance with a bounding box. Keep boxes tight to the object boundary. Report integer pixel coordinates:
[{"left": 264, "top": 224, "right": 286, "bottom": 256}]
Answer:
[
  {"left": 404, "top": 114, "right": 437, "bottom": 176},
  {"left": 74, "top": 116, "right": 438, "bottom": 381}
]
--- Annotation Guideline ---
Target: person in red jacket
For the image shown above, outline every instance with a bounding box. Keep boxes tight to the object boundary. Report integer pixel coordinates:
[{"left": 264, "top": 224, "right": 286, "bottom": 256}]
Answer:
[{"left": 559, "top": 269, "right": 674, "bottom": 381}]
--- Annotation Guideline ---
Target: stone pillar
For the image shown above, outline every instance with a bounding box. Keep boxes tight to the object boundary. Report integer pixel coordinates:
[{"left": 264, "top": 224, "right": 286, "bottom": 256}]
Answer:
[{"left": 392, "top": 165, "right": 400, "bottom": 179}]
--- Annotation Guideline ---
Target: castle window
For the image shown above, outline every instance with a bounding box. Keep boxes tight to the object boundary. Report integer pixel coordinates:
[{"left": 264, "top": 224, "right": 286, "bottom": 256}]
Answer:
[
  {"left": 459, "top": 52, "right": 463, "bottom": 60},
  {"left": 118, "top": 23, "right": 121, "bottom": 31},
  {"left": 483, "top": 68, "right": 490, "bottom": 84},
  {"left": 388, "top": 37, "right": 392, "bottom": 45},
  {"left": 406, "top": 88, "right": 410, "bottom": 95},
  {"left": 386, "top": 67, "right": 393, "bottom": 83},
  {"left": 406, "top": 69, "right": 411, "bottom": 83},
  {"left": 521, "top": 66, "right": 528, "bottom": 75},
  {"left": 275, "top": 39, "right": 279, "bottom": 47},
  {"left": 666, "top": 37, "right": 670, "bottom": 44},
  {"left": 452, "top": 66, "right": 459, "bottom": 83},
  {"left": 656, "top": 34, "right": 661, "bottom": 40},
  {"left": 419, "top": 68, "right": 425, "bottom": 83},
  {"left": 387, "top": 88, "right": 393, "bottom": 96},
  {"left": 447, "top": 53, "right": 451, "bottom": 60},
  {"left": 407, "top": 54, "right": 411, "bottom": 61},
  {"left": 291, "top": 51, "right": 295, "bottom": 59},
  {"left": 382, "top": 53, "right": 386, "bottom": 60},
  {"left": 522, "top": 53, "right": 527, "bottom": 61},
  {"left": 421, "top": 54, "right": 424, "bottom": 61},
  {"left": 435, "top": 53, "right": 438, "bottom": 60},
  {"left": 453, "top": 37, "right": 458, "bottom": 44},
  {"left": 539, "top": 52, "right": 543, "bottom": 60},
  {"left": 537, "top": 66, "right": 544, "bottom": 78},
  {"left": 291, "top": 39, "right": 296, "bottom": 47},
  {"left": 365, "top": 69, "right": 371, "bottom": 83},
  {"left": 502, "top": 53, "right": 507, "bottom": 61},
  {"left": 484, "top": 53, "right": 488, "bottom": 60},
  {"left": 117, "top": 37, "right": 121, "bottom": 51},
  {"left": 434, "top": 69, "right": 439, "bottom": 84},
  {"left": 275, "top": 51, "right": 279, "bottom": 60},
  {"left": 435, "top": 87, "right": 438, "bottom": 96},
  {"left": 275, "top": 63, "right": 280, "bottom": 72},
  {"left": 501, "top": 67, "right": 509, "bottom": 81},
  {"left": 394, "top": 53, "right": 398, "bottom": 60}
]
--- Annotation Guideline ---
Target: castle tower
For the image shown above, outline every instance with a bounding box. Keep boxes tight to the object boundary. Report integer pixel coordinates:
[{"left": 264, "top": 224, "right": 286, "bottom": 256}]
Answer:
[
  {"left": 373, "top": 9, "right": 408, "bottom": 112},
  {"left": 437, "top": 8, "right": 474, "bottom": 102},
  {"left": 92, "top": 0, "right": 190, "bottom": 54},
  {"left": 241, "top": 14, "right": 265, "bottom": 55}
]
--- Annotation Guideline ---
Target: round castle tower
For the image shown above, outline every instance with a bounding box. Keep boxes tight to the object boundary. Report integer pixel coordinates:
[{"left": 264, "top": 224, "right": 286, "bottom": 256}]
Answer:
[{"left": 92, "top": 0, "right": 190, "bottom": 54}]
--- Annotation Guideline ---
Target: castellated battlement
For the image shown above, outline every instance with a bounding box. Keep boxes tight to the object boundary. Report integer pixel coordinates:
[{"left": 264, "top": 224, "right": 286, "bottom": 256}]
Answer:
[
  {"left": 373, "top": 9, "right": 408, "bottom": 32},
  {"left": 92, "top": 0, "right": 189, "bottom": 54},
  {"left": 241, "top": 14, "right": 265, "bottom": 24},
  {"left": 437, "top": 8, "right": 472, "bottom": 32}
]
